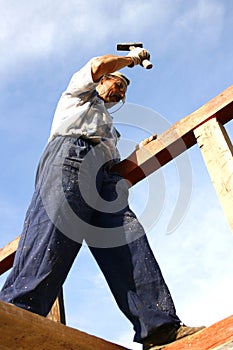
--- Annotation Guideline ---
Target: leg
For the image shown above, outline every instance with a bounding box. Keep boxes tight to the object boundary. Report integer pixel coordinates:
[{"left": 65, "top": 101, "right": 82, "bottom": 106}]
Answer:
[
  {"left": 89, "top": 172, "right": 181, "bottom": 343},
  {"left": 0, "top": 187, "right": 81, "bottom": 316},
  {"left": 90, "top": 227, "right": 181, "bottom": 343},
  {"left": 0, "top": 136, "right": 96, "bottom": 316}
]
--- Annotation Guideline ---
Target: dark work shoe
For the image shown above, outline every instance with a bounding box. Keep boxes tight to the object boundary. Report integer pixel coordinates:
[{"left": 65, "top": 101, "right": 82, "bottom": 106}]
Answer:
[{"left": 143, "top": 324, "right": 205, "bottom": 350}]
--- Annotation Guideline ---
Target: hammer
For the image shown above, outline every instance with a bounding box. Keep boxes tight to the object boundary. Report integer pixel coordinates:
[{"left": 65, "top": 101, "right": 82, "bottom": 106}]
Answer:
[{"left": 117, "top": 42, "right": 153, "bottom": 69}]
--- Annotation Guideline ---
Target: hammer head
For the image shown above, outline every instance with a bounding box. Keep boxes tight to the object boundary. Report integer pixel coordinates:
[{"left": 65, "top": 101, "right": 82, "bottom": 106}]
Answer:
[{"left": 117, "top": 42, "right": 143, "bottom": 51}]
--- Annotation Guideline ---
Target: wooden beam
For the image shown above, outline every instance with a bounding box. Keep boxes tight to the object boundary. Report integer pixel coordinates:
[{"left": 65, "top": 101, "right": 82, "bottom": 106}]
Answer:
[
  {"left": 1, "top": 299, "right": 232, "bottom": 350},
  {"left": 0, "top": 236, "right": 20, "bottom": 275},
  {"left": 112, "top": 84, "right": 233, "bottom": 185},
  {"left": 47, "top": 289, "right": 66, "bottom": 324},
  {"left": 194, "top": 118, "right": 233, "bottom": 232},
  {"left": 153, "top": 315, "right": 233, "bottom": 349},
  {"left": 0, "top": 300, "right": 129, "bottom": 350}
]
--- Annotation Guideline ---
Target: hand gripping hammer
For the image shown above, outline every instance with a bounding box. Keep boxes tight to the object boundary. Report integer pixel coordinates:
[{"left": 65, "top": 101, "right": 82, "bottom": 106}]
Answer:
[{"left": 117, "top": 42, "right": 153, "bottom": 69}]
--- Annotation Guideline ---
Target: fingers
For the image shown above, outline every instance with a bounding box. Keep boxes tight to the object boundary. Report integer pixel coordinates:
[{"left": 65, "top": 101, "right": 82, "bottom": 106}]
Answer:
[
  {"left": 138, "top": 48, "right": 150, "bottom": 67},
  {"left": 142, "top": 134, "right": 157, "bottom": 145},
  {"left": 135, "top": 134, "right": 157, "bottom": 150},
  {"left": 148, "top": 134, "right": 157, "bottom": 142},
  {"left": 126, "top": 47, "right": 151, "bottom": 67}
]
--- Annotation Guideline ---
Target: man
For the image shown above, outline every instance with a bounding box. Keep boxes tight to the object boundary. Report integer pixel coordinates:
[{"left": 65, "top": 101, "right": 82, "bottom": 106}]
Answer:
[{"left": 0, "top": 47, "right": 204, "bottom": 349}]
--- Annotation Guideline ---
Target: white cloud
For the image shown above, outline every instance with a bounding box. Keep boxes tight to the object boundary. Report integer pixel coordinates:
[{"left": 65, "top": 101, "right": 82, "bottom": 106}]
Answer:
[
  {"left": 151, "top": 0, "right": 225, "bottom": 57},
  {"left": 174, "top": 0, "right": 224, "bottom": 44},
  {"left": 0, "top": 0, "right": 153, "bottom": 59},
  {"left": 0, "top": 0, "right": 225, "bottom": 79}
]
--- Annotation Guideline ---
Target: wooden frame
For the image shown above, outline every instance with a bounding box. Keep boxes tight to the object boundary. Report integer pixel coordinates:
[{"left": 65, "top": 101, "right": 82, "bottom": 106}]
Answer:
[{"left": 0, "top": 85, "right": 233, "bottom": 348}]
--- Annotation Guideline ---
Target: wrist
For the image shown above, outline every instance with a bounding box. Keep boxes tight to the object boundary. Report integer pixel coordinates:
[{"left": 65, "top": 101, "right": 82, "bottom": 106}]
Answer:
[
  {"left": 124, "top": 56, "right": 134, "bottom": 67},
  {"left": 126, "top": 54, "right": 140, "bottom": 67}
]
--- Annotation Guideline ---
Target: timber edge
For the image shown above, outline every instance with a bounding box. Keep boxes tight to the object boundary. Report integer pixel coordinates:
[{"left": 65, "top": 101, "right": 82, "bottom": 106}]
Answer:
[
  {"left": 1, "top": 300, "right": 233, "bottom": 350},
  {"left": 0, "top": 300, "right": 130, "bottom": 350}
]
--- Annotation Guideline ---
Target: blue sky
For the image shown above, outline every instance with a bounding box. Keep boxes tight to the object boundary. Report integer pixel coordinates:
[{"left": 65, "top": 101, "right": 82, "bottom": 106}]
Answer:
[{"left": 0, "top": 1, "right": 233, "bottom": 349}]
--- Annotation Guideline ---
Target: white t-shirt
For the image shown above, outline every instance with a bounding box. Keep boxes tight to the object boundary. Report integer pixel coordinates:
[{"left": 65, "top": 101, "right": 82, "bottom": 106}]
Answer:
[{"left": 48, "top": 58, "right": 120, "bottom": 160}]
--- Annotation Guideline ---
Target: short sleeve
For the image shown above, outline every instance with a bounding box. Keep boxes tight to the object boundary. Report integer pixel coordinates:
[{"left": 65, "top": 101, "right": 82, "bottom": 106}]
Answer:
[{"left": 65, "top": 57, "right": 99, "bottom": 96}]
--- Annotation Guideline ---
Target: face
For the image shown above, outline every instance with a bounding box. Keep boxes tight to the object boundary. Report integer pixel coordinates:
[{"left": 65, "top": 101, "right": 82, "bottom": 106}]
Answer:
[{"left": 96, "top": 76, "right": 127, "bottom": 104}]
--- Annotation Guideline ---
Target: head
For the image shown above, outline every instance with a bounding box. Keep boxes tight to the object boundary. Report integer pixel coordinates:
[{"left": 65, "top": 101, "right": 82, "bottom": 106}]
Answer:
[{"left": 96, "top": 71, "right": 130, "bottom": 107}]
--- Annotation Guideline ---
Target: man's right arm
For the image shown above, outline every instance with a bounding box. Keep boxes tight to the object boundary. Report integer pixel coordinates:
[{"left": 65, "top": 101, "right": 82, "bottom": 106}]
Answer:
[
  {"left": 91, "top": 55, "right": 133, "bottom": 82},
  {"left": 91, "top": 48, "right": 150, "bottom": 82}
]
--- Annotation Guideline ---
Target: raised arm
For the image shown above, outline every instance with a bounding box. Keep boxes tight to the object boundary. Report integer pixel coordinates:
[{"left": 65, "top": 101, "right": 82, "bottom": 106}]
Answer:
[
  {"left": 91, "top": 47, "right": 150, "bottom": 82},
  {"left": 91, "top": 55, "right": 133, "bottom": 82}
]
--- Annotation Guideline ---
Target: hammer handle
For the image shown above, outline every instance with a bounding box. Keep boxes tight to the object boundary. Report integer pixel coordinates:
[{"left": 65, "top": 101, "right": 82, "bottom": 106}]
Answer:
[
  {"left": 141, "top": 59, "right": 153, "bottom": 69},
  {"left": 129, "top": 46, "right": 153, "bottom": 69}
]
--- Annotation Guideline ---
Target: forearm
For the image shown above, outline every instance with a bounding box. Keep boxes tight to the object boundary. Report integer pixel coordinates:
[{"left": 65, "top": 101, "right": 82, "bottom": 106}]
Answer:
[{"left": 91, "top": 55, "right": 133, "bottom": 82}]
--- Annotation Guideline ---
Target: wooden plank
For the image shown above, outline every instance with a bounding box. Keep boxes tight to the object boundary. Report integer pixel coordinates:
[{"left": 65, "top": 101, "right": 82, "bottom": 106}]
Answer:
[
  {"left": 194, "top": 118, "right": 233, "bottom": 232},
  {"left": 0, "top": 300, "right": 130, "bottom": 350},
  {"left": 112, "top": 85, "right": 233, "bottom": 185},
  {"left": 47, "top": 289, "right": 66, "bottom": 324},
  {"left": 212, "top": 342, "right": 233, "bottom": 350},
  {"left": 153, "top": 315, "right": 233, "bottom": 350},
  {"left": 0, "top": 236, "right": 20, "bottom": 275}
]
